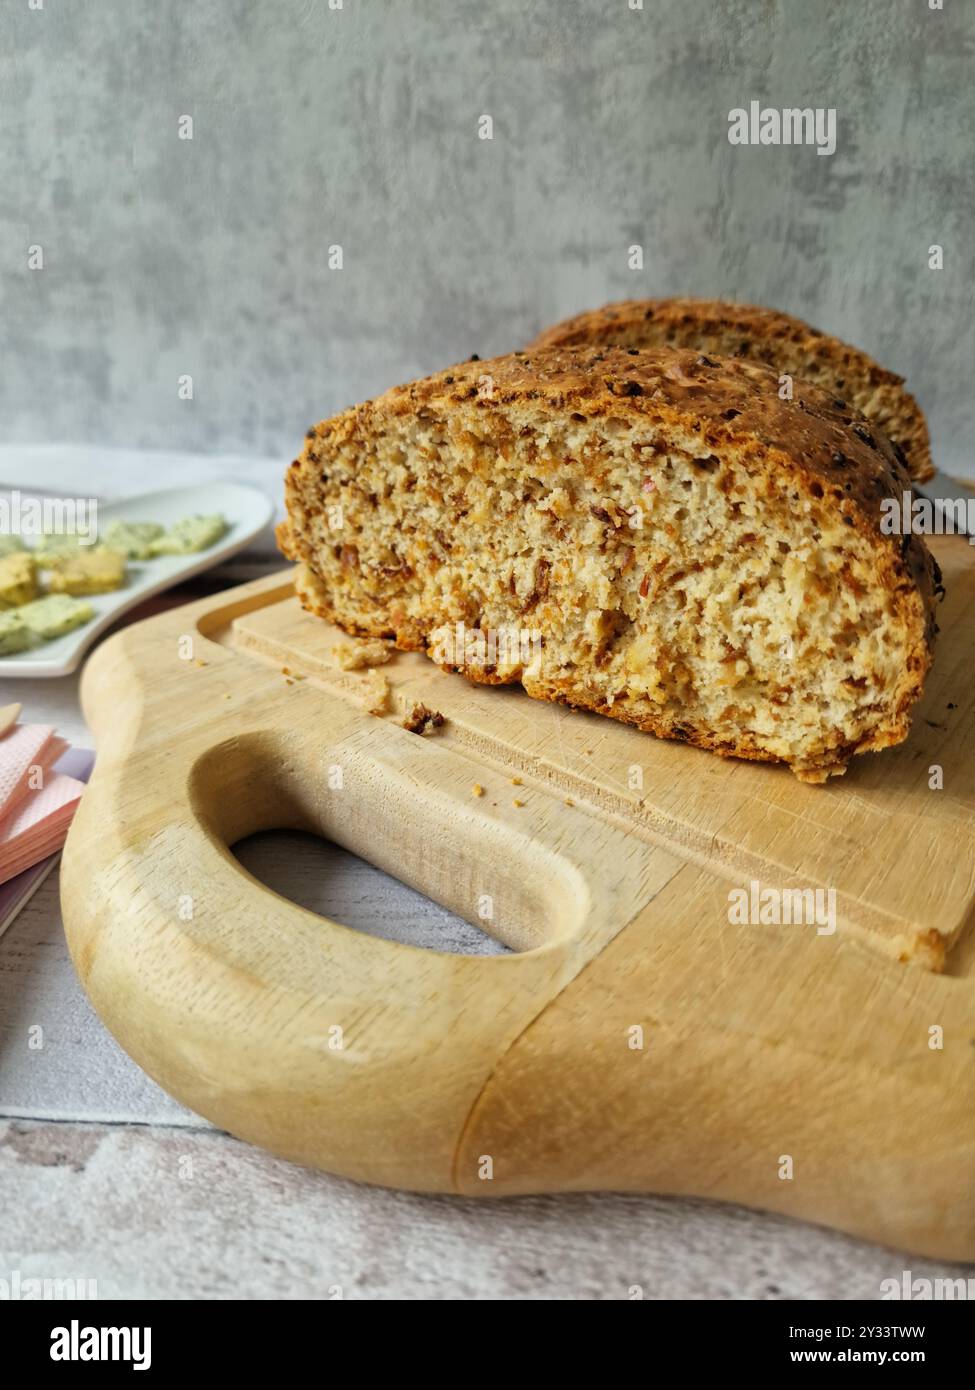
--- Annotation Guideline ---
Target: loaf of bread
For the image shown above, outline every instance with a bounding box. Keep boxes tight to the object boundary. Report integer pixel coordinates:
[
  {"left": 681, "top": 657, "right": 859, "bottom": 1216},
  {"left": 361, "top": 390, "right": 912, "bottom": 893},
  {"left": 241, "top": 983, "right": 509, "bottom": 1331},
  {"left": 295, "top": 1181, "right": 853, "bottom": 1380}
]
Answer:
[
  {"left": 531, "top": 298, "right": 933, "bottom": 483},
  {"left": 279, "top": 345, "right": 940, "bottom": 782}
]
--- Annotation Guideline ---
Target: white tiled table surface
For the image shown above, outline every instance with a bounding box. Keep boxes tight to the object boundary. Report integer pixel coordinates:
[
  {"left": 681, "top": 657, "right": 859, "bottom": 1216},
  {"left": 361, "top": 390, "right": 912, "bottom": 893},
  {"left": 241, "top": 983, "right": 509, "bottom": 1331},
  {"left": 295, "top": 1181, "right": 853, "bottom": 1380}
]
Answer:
[{"left": 0, "top": 448, "right": 969, "bottom": 1299}]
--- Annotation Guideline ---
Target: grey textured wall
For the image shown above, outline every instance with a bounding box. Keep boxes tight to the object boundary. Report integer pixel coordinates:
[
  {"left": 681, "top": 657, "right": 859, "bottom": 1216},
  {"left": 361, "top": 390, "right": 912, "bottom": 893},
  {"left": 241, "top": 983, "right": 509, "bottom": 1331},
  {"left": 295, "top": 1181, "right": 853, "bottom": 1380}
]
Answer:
[{"left": 4, "top": 0, "right": 973, "bottom": 471}]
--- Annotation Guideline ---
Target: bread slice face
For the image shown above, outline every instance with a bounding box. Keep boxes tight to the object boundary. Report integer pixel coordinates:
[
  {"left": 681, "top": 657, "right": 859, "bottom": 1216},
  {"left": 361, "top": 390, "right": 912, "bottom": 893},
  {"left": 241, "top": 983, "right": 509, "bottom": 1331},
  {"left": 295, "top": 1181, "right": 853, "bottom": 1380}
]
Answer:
[
  {"left": 530, "top": 298, "right": 933, "bottom": 483},
  {"left": 280, "top": 345, "right": 940, "bottom": 783}
]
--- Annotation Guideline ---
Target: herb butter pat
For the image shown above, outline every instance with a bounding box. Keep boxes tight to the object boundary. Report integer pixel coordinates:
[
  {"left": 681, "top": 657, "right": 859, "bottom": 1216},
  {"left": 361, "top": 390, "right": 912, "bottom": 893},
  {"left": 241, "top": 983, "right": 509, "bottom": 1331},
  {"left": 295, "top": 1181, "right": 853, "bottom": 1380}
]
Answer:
[
  {"left": 103, "top": 520, "right": 165, "bottom": 560},
  {"left": 0, "top": 610, "right": 32, "bottom": 654},
  {"left": 150, "top": 514, "right": 227, "bottom": 555},
  {"left": 0, "top": 552, "right": 38, "bottom": 608},
  {"left": 45, "top": 547, "right": 127, "bottom": 596},
  {"left": 17, "top": 594, "right": 95, "bottom": 640},
  {"left": 34, "top": 531, "right": 98, "bottom": 560}
]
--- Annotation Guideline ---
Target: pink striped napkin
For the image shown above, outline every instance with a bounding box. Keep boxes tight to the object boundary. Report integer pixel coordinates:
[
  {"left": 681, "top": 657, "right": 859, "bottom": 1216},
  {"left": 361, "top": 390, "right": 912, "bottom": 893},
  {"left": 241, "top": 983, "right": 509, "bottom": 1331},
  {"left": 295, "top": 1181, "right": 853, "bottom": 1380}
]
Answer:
[
  {"left": 0, "top": 724, "right": 86, "bottom": 888},
  {"left": 0, "top": 746, "right": 94, "bottom": 938},
  {"left": 0, "top": 724, "right": 67, "bottom": 827},
  {"left": 0, "top": 770, "right": 87, "bottom": 883}
]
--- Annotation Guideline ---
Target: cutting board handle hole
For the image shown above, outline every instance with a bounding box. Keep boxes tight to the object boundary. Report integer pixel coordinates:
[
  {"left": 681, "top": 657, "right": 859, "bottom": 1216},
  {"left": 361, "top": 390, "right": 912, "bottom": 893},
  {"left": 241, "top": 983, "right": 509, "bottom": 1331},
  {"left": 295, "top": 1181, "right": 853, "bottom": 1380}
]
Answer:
[
  {"left": 189, "top": 732, "right": 587, "bottom": 954},
  {"left": 232, "top": 829, "right": 511, "bottom": 956}
]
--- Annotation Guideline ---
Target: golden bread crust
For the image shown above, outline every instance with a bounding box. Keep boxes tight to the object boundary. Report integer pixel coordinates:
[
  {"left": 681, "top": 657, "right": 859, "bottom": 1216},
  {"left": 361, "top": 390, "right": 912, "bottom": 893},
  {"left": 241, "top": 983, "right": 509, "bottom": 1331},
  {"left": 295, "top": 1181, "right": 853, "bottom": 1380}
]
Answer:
[{"left": 529, "top": 298, "right": 933, "bottom": 482}]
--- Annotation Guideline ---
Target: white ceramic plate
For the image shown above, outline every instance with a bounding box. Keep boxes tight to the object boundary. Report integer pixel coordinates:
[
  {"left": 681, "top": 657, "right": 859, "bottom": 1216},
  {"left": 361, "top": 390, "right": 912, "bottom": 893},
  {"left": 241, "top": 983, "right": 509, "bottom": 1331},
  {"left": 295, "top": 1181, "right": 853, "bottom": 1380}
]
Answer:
[{"left": 0, "top": 482, "right": 274, "bottom": 678}]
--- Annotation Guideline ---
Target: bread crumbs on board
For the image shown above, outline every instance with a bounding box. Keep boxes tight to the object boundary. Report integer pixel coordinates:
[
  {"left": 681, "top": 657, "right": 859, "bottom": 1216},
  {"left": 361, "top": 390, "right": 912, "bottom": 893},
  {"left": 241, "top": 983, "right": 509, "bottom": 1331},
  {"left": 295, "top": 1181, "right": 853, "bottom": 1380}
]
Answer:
[
  {"left": 402, "top": 703, "right": 445, "bottom": 735},
  {"left": 333, "top": 639, "right": 393, "bottom": 671}
]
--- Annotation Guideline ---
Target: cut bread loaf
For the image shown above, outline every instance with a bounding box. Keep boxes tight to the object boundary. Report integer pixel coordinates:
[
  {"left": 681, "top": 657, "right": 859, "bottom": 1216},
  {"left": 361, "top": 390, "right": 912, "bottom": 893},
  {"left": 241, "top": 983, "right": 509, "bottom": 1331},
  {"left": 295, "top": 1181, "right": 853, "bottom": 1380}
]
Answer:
[
  {"left": 530, "top": 298, "right": 933, "bottom": 483},
  {"left": 279, "top": 345, "right": 940, "bottom": 782}
]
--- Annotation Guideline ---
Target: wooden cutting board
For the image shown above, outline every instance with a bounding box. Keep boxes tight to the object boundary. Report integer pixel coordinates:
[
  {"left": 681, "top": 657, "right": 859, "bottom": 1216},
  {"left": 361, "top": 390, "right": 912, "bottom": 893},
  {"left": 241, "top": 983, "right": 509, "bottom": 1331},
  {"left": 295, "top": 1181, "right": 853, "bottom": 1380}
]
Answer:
[{"left": 61, "top": 533, "right": 975, "bottom": 1259}]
